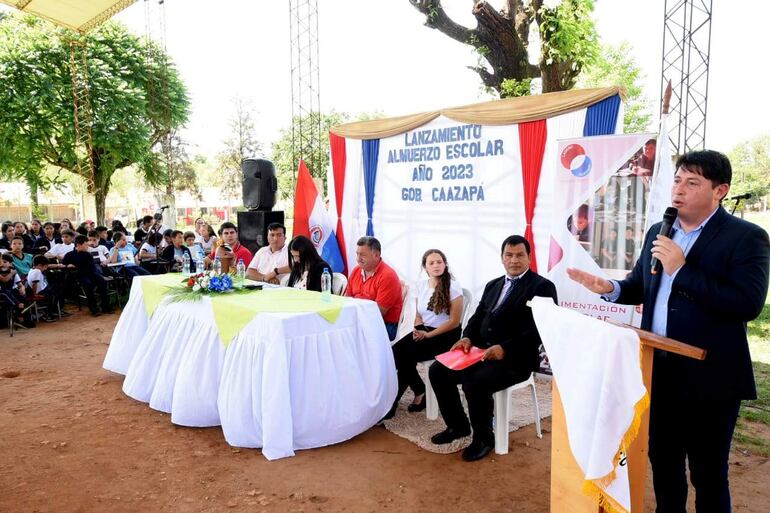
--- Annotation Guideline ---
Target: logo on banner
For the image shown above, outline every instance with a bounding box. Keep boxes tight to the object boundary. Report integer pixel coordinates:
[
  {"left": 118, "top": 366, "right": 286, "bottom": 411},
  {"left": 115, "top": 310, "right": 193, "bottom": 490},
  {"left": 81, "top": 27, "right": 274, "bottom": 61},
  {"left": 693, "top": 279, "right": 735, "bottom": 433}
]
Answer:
[
  {"left": 561, "top": 144, "right": 592, "bottom": 177},
  {"left": 309, "top": 225, "right": 324, "bottom": 247}
]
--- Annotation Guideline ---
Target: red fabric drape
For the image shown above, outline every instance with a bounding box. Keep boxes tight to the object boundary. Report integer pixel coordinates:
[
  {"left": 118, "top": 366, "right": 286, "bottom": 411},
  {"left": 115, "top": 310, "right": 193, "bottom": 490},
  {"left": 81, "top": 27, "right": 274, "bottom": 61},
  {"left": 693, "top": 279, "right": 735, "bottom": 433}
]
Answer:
[
  {"left": 329, "top": 133, "right": 348, "bottom": 274},
  {"left": 518, "top": 120, "right": 548, "bottom": 272}
]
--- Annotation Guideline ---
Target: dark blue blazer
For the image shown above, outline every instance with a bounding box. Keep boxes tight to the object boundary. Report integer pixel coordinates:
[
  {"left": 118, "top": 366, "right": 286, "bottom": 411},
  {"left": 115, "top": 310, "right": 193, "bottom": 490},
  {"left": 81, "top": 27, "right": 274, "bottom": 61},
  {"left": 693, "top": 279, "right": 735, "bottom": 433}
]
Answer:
[
  {"left": 616, "top": 206, "right": 770, "bottom": 400},
  {"left": 463, "top": 270, "right": 557, "bottom": 374}
]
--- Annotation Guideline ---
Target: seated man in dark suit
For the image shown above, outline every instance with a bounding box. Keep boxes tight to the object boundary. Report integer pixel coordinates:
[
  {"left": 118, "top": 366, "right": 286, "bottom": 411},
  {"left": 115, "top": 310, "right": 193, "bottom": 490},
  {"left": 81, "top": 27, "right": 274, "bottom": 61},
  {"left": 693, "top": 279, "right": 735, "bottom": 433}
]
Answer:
[{"left": 429, "top": 235, "right": 557, "bottom": 462}]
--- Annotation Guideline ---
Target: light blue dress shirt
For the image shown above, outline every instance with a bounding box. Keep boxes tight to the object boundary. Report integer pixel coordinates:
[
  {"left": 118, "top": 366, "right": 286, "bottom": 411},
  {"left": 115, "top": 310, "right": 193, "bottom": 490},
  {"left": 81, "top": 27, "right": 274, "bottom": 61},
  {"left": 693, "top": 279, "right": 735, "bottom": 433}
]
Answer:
[{"left": 605, "top": 208, "right": 718, "bottom": 336}]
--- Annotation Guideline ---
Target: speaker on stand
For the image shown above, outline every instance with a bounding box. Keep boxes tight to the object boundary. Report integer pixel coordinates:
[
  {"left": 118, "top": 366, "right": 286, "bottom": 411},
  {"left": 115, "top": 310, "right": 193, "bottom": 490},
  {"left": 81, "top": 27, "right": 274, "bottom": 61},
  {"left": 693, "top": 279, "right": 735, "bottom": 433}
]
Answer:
[{"left": 238, "top": 158, "right": 284, "bottom": 254}]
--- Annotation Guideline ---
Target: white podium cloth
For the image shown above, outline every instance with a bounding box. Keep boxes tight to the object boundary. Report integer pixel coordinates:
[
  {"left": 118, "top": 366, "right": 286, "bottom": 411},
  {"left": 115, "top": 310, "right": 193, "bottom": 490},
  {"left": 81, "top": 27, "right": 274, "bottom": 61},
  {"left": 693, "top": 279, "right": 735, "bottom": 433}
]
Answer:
[
  {"left": 531, "top": 297, "right": 647, "bottom": 512},
  {"left": 103, "top": 278, "right": 397, "bottom": 460}
]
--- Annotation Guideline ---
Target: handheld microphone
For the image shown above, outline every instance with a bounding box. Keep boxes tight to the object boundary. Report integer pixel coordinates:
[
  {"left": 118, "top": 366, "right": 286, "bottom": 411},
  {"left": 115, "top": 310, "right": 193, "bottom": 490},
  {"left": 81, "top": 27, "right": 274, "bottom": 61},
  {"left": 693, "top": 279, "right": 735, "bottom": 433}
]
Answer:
[
  {"left": 728, "top": 192, "right": 752, "bottom": 201},
  {"left": 650, "top": 207, "right": 678, "bottom": 275},
  {"left": 159, "top": 205, "right": 170, "bottom": 210}
]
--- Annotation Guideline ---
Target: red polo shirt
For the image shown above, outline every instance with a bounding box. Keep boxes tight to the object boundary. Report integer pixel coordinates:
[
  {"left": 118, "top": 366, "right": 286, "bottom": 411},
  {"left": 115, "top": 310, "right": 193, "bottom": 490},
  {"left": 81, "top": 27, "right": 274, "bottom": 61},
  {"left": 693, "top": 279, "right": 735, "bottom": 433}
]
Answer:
[
  {"left": 346, "top": 260, "right": 403, "bottom": 323},
  {"left": 209, "top": 241, "right": 253, "bottom": 267}
]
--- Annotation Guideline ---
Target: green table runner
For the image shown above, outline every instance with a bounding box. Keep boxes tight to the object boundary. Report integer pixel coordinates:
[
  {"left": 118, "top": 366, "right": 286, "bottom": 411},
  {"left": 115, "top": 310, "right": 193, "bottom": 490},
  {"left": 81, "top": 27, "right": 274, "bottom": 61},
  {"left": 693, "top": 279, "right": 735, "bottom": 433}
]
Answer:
[{"left": 139, "top": 275, "right": 346, "bottom": 347}]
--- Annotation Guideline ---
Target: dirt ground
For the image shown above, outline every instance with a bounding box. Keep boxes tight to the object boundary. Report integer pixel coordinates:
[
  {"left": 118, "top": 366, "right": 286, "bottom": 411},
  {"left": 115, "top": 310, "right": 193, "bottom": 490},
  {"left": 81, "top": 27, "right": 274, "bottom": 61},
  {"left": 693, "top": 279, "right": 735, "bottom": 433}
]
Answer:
[{"left": 1, "top": 311, "right": 769, "bottom": 513}]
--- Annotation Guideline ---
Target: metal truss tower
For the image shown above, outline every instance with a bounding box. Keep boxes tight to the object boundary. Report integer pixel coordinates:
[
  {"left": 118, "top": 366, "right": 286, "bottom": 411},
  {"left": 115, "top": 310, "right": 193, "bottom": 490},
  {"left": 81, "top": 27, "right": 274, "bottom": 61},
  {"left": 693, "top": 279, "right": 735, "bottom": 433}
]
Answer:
[
  {"left": 289, "top": 0, "right": 322, "bottom": 182},
  {"left": 660, "top": 0, "right": 713, "bottom": 154}
]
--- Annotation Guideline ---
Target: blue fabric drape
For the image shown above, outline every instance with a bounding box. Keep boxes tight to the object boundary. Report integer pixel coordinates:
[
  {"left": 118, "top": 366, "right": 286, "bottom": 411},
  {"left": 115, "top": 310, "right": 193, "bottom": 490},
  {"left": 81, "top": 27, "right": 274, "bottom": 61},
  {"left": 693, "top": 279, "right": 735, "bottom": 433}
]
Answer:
[
  {"left": 583, "top": 94, "right": 621, "bottom": 136},
  {"left": 362, "top": 139, "right": 380, "bottom": 236}
]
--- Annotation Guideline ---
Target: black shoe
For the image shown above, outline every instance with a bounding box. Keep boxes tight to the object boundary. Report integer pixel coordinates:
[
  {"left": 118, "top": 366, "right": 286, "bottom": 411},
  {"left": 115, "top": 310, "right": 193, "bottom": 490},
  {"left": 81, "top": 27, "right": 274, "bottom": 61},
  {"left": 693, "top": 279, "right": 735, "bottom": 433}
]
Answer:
[
  {"left": 41, "top": 316, "right": 57, "bottom": 323},
  {"left": 430, "top": 426, "right": 471, "bottom": 445},
  {"left": 407, "top": 397, "right": 426, "bottom": 413},
  {"left": 60, "top": 310, "right": 73, "bottom": 317},
  {"left": 102, "top": 308, "right": 115, "bottom": 314},
  {"left": 91, "top": 310, "right": 101, "bottom": 317},
  {"left": 461, "top": 439, "right": 494, "bottom": 462}
]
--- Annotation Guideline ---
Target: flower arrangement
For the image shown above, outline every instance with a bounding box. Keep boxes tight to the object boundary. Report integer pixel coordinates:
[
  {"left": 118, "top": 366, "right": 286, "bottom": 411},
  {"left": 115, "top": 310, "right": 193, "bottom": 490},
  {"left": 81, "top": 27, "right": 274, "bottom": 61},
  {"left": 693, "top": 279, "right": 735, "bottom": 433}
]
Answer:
[
  {"left": 185, "top": 271, "right": 234, "bottom": 293},
  {"left": 165, "top": 270, "right": 241, "bottom": 303}
]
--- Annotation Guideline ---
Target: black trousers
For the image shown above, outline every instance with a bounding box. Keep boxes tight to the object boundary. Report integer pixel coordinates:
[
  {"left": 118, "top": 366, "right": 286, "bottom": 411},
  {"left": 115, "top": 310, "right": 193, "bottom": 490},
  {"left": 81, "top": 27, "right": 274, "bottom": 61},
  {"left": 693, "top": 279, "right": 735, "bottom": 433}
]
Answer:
[
  {"left": 429, "top": 358, "right": 530, "bottom": 444},
  {"left": 648, "top": 393, "right": 740, "bottom": 513},
  {"left": 81, "top": 274, "right": 109, "bottom": 313},
  {"left": 391, "top": 325, "right": 460, "bottom": 402}
]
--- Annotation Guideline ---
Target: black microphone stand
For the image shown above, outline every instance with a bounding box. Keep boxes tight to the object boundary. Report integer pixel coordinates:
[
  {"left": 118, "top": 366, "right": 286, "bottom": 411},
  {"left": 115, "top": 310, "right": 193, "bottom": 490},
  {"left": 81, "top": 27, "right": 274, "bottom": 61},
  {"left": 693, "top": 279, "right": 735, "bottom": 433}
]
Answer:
[{"left": 730, "top": 198, "right": 744, "bottom": 216}]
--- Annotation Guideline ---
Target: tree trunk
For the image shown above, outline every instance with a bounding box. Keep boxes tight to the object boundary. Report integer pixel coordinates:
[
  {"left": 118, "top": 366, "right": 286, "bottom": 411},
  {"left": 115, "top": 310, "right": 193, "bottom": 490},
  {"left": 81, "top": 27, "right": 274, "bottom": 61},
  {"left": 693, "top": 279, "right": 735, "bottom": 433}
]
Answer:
[
  {"left": 161, "top": 184, "right": 177, "bottom": 229},
  {"left": 94, "top": 187, "right": 107, "bottom": 226},
  {"left": 26, "top": 177, "right": 42, "bottom": 220}
]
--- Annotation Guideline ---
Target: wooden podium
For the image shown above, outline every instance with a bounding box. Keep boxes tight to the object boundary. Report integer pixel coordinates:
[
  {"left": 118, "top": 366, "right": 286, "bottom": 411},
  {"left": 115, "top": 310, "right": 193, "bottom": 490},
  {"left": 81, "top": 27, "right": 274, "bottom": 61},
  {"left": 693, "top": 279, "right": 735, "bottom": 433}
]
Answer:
[{"left": 549, "top": 323, "right": 706, "bottom": 513}]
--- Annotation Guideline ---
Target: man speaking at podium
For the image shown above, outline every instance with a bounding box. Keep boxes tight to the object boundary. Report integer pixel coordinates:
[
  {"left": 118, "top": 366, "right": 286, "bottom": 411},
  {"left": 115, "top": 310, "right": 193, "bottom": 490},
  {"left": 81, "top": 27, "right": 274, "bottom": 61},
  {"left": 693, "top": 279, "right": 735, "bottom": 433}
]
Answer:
[{"left": 568, "top": 150, "right": 770, "bottom": 512}]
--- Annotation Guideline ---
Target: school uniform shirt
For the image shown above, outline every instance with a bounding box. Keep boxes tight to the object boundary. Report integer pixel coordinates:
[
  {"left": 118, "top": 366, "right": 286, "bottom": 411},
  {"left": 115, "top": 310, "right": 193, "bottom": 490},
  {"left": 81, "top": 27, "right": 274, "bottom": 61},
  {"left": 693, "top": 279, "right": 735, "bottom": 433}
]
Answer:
[
  {"left": 26, "top": 268, "right": 48, "bottom": 293},
  {"left": 88, "top": 245, "right": 110, "bottom": 264},
  {"left": 63, "top": 250, "right": 100, "bottom": 277},
  {"left": 196, "top": 234, "right": 218, "bottom": 253},
  {"left": 109, "top": 245, "right": 139, "bottom": 267},
  {"left": 10, "top": 252, "right": 34, "bottom": 276},
  {"left": 0, "top": 268, "right": 21, "bottom": 290},
  {"left": 47, "top": 242, "right": 74, "bottom": 260},
  {"left": 139, "top": 243, "right": 157, "bottom": 257},
  {"left": 416, "top": 279, "right": 463, "bottom": 329},
  {"left": 35, "top": 236, "right": 61, "bottom": 250}
]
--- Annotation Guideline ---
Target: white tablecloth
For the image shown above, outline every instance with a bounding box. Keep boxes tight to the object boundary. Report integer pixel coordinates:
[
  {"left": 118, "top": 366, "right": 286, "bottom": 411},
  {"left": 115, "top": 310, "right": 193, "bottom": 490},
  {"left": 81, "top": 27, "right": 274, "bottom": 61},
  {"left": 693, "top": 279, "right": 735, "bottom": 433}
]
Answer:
[{"left": 103, "top": 276, "right": 397, "bottom": 460}]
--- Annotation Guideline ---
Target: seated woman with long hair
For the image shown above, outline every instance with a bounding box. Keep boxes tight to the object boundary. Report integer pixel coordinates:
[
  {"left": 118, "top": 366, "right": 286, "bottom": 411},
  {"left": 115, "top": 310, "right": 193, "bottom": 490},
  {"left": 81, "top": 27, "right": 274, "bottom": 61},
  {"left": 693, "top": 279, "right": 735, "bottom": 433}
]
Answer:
[
  {"left": 386, "top": 249, "right": 464, "bottom": 418},
  {"left": 287, "top": 235, "right": 333, "bottom": 292}
]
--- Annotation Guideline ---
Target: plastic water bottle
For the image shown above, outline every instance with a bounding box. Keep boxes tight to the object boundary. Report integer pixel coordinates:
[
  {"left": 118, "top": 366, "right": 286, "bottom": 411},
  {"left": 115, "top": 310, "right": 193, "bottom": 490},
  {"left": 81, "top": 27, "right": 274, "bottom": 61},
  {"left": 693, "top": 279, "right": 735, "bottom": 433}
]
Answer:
[
  {"left": 214, "top": 255, "right": 222, "bottom": 274},
  {"left": 321, "top": 268, "right": 332, "bottom": 302},
  {"left": 196, "top": 255, "right": 204, "bottom": 274},
  {"left": 236, "top": 258, "right": 246, "bottom": 288},
  {"left": 182, "top": 253, "right": 191, "bottom": 275}
]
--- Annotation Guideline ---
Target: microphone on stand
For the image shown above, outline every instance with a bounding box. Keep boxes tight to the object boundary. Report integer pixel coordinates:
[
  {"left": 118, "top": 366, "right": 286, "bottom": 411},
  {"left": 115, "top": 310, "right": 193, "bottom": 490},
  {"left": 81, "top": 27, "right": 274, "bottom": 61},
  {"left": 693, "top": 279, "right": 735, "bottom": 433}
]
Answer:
[
  {"left": 727, "top": 193, "right": 752, "bottom": 201},
  {"left": 650, "top": 207, "right": 679, "bottom": 275}
]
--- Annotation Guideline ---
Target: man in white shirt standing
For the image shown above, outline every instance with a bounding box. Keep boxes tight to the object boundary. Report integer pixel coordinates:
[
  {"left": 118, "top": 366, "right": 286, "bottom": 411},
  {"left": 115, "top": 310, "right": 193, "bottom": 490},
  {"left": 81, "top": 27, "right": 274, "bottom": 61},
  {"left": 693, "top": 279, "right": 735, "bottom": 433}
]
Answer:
[
  {"left": 44, "top": 230, "right": 75, "bottom": 262},
  {"left": 246, "top": 223, "right": 291, "bottom": 284}
]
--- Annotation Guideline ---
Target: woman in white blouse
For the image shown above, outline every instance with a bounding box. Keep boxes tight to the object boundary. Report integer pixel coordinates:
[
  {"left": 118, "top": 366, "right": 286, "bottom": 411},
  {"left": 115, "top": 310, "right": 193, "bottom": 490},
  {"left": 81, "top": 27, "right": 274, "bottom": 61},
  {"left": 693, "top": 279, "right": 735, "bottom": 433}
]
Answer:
[{"left": 386, "top": 249, "right": 463, "bottom": 418}]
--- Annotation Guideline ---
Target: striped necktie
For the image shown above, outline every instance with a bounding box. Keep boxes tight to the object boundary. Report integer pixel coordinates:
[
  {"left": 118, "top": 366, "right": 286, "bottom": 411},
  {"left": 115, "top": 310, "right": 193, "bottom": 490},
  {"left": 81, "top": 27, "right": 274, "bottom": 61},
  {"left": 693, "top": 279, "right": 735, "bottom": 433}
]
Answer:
[{"left": 492, "top": 276, "right": 518, "bottom": 313}]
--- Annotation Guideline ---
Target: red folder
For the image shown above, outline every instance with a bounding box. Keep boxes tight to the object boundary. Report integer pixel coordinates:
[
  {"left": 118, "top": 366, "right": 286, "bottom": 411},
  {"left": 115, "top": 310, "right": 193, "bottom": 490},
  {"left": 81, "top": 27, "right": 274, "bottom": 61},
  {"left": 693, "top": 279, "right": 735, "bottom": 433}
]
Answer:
[{"left": 435, "top": 346, "right": 485, "bottom": 370}]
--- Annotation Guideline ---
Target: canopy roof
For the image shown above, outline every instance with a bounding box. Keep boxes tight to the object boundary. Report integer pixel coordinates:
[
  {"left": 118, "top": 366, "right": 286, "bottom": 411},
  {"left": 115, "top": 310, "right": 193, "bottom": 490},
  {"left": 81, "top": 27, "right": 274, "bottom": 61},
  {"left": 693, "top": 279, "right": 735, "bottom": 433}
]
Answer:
[
  {"left": 331, "top": 86, "right": 626, "bottom": 140},
  {"left": 0, "top": 0, "right": 137, "bottom": 32}
]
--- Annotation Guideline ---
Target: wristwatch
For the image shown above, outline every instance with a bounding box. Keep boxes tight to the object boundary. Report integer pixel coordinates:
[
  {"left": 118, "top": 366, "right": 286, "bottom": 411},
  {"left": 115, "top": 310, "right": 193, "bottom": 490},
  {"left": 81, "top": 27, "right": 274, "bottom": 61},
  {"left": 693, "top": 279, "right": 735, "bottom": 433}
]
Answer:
[{"left": 273, "top": 267, "right": 279, "bottom": 276}]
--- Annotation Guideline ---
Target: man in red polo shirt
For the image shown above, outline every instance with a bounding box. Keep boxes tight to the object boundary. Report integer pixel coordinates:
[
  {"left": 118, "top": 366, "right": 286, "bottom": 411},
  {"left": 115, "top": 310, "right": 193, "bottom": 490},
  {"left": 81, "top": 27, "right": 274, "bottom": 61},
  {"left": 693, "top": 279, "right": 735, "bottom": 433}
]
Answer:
[
  {"left": 346, "top": 236, "right": 403, "bottom": 340},
  {"left": 205, "top": 222, "right": 253, "bottom": 270}
]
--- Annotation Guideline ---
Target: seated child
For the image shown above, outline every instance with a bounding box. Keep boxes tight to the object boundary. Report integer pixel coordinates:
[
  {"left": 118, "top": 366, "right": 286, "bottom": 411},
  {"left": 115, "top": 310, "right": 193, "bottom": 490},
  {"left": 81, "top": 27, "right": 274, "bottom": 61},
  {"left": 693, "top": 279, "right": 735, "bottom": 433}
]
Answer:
[
  {"left": 26, "top": 255, "right": 63, "bottom": 321},
  {"left": 0, "top": 253, "right": 34, "bottom": 327},
  {"left": 63, "top": 235, "right": 112, "bottom": 316}
]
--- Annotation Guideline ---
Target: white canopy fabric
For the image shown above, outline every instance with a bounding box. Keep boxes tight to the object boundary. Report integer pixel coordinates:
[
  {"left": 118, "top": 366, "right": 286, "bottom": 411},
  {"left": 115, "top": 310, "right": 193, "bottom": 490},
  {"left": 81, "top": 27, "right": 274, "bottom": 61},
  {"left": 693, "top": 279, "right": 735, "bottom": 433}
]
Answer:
[{"left": 0, "top": 0, "right": 137, "bottom": 32}]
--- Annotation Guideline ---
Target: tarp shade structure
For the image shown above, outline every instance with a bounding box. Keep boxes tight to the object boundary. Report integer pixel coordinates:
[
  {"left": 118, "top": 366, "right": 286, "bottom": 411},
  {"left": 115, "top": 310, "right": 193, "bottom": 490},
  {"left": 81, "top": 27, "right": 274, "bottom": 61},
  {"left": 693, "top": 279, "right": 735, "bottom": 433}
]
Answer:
[
  {"left": 331, "top": 87, "right": 626, "bottom": 139},
  {"left": 0, "top": 0, "right": 137, "bottom": 33}
]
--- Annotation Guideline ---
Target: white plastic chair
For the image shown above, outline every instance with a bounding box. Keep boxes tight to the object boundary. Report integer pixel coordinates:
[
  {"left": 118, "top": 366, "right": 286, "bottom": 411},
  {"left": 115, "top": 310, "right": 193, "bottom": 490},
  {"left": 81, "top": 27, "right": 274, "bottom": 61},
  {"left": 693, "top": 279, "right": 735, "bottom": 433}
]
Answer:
[
  {"left": 332, "top": 272, "right": 347, "bottom": 295},
  {"left": 425, "top": 288, "right": 473, "bottom": 421},
  {"left": 493, "top": 372, "right": 542, "bottom": 455}
]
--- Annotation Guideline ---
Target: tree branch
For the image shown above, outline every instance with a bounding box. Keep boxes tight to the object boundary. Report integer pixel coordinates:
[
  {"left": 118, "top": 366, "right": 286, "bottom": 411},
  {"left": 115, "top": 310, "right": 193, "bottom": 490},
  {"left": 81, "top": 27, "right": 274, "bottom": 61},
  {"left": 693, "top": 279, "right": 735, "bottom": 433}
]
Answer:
[{"left": 409, "top": 0, "right": 474, "bottom": 45}]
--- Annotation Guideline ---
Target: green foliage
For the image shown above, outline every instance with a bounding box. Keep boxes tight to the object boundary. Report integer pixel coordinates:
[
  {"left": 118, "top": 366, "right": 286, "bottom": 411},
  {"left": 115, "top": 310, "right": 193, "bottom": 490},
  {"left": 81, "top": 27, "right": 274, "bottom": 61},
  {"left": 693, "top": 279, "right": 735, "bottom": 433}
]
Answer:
[
  {"left": 728, "top": 135, "right": 770, "bottom": 201},
  {"left": 0, "top": 13, "right": 189, "bottom": 221},
  {"left": 500, "top": 78, "right": 533, "bottom": 98},
  {"left": 538, "top": 0, "right": 600, "bottom": 88},
  {"left": 578, "top": 41, "right": 652, "bottom": 133},
  {"left": 215, "top": 97, "right": 262, "bottom": 200}
]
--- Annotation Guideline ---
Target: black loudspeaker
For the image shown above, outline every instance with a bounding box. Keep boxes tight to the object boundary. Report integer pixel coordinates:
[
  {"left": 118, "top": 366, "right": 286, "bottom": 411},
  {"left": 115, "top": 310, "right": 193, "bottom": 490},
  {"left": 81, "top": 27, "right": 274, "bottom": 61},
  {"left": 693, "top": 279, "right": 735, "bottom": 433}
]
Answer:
[
  {"left": 241, "top": 158, "right": 278, "bottom": 211},
  {"left": 237, "top": 210, "right": 285, "bottom": 255}
]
